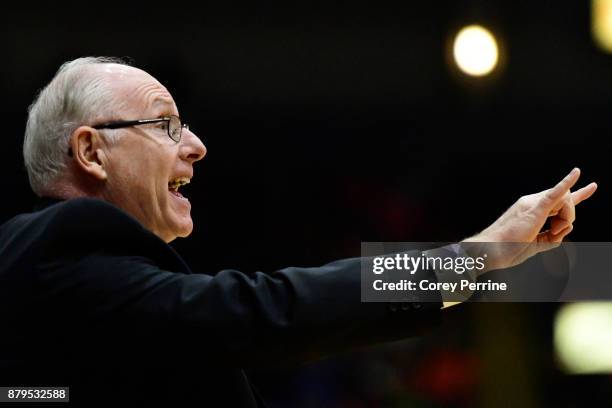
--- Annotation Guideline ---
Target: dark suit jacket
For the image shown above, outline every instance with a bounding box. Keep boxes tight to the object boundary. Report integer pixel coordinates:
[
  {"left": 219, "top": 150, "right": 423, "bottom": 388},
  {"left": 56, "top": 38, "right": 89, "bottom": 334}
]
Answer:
[{"left": 0, "top": 197, "right": 441, "bottom": 406}]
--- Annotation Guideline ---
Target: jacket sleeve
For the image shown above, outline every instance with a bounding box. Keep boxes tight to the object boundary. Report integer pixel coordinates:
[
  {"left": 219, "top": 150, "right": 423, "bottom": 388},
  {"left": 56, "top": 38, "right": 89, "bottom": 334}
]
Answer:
[
  {"left": 30, "top": 198, "right": 442, "bottom": 368},
  {"left": 34, "top": 251, "right": 441, "bottom": 368}
]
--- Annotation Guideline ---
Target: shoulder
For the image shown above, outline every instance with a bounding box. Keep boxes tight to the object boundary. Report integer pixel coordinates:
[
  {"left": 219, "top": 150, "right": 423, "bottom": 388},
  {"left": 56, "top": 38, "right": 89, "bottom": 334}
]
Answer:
[
  {"left": 44, "top": 196, "right": 141, "bottom": 223},
  {"left": 0, "top": 197, "right": 191, "bottom": 274},
  {"left": 13, "top": 197, "right": 155, "bottom": 243},
  {"left": 1, "top": 197, "right": 158, "bottom": 257}
]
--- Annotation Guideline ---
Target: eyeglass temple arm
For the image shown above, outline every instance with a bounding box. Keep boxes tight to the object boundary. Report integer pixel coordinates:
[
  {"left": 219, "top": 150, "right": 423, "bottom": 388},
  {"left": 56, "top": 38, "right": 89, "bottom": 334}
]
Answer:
[{"left": 92, "top": 118, "right": 166, "bottom": 130}]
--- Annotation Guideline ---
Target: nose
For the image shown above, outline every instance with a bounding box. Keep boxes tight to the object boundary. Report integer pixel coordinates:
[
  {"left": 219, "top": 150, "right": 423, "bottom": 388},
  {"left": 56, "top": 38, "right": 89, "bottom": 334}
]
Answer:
[{"left": 179, "top": 127, "right": 207, "bottom": 163}]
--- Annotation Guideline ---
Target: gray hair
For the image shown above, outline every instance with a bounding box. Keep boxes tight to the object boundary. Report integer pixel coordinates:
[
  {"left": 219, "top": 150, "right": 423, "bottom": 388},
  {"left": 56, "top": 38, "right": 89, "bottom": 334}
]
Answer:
[{"left": 23, "top": 56, "right": 130, "bottom": 196}]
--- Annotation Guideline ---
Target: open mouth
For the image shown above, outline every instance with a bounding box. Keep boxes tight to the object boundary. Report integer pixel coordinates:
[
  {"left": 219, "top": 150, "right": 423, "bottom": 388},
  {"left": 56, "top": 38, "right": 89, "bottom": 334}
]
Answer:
[{"left": 168, "top": 177, "right": 190, "bottom": 198}]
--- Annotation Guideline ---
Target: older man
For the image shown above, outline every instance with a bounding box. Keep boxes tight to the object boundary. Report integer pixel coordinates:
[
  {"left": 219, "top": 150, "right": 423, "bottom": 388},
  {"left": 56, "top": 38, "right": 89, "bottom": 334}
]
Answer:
[{"left": 0, "top": 57, "right": 597, "bottom": 406}]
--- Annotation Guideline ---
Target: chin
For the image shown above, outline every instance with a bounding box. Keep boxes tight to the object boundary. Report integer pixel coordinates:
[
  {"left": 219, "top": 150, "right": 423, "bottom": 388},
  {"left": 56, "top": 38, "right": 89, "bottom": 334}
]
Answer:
[
  {"left": 163, "top": 208, "right": 194, "bottom": 240},
  {"left": 177, "top": 227, "right": 193, "bottom": 238},
  {"left": 172, "top": 220, "right": 194, "bottom": 240}
]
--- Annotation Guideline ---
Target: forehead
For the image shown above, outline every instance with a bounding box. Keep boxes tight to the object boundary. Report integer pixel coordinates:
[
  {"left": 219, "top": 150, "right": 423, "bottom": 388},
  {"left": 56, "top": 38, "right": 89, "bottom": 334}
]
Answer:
[{"left": 98, "top": 64, "right": 176, "bottom": 116}]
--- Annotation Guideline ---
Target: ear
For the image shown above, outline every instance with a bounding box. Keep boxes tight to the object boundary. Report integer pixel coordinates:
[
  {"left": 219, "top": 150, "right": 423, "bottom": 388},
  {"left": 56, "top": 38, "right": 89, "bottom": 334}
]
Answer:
[{"left": 68, "top": 126, "right": 108, "bottom": 181}]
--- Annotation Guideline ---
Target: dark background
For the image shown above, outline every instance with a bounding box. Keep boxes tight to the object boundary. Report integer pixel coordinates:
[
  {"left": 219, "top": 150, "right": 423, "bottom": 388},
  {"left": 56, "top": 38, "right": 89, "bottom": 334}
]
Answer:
[{"left": 2, "top": 1, "right": 611, "bottom": 406}]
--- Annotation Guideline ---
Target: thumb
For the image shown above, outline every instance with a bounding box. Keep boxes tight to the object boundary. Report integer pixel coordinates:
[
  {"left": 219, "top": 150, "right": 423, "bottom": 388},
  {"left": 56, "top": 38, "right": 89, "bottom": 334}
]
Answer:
[{"left": 534, "top": 224, "right": 574, "bottom": 253}]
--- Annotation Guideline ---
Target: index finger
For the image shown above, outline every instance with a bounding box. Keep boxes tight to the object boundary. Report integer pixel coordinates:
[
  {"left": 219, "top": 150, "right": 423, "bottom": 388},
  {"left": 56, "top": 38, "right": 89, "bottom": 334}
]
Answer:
[{"left": 541, "top": 168, "right": 581, "bottom": 211}]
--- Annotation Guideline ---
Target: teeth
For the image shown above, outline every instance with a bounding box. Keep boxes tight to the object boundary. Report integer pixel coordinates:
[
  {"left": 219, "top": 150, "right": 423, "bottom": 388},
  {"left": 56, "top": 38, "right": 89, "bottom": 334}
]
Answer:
[{"left": 168, "top": 177, "right": 191, "bottom": 191}]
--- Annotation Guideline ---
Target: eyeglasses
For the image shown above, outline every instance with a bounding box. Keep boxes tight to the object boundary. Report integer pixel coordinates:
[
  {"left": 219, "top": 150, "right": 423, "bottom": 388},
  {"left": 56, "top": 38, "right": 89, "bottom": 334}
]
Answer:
[{"left": 92, "top": 115, "right": 189, "bottom": 143}]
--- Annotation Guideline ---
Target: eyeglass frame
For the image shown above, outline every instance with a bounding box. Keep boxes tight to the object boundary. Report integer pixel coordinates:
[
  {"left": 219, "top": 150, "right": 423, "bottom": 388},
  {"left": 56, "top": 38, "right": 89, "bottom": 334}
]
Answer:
[
  {"left": 66, "top": 115, "right": 190, "bottom": 157},
  {"left": 91, "top": 115, "right": 189, "bottom": 143}
]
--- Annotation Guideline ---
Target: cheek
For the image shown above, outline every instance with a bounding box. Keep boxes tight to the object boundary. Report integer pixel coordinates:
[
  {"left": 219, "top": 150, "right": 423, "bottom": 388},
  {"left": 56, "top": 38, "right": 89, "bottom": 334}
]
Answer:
[
  {"left": 111, "top": 163, "right": 158, "bottom": 206},
  {"left": 127, "top": 158, "right": 164, "bottom": 193},
  {"left": 114, "top": 146, "right": 176, "bottom": 202}
]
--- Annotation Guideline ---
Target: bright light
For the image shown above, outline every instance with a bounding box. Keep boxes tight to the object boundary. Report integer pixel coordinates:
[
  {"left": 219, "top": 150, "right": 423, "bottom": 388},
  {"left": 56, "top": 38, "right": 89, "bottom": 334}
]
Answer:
[
  {"left": 592, "top": 0, "right": 612, "bottom": 52},
  {"left": 453, "top": 25, "right": 499, "bottom": 77},
  {"left": 554, "top": 302, "right": 612, "bottom": 374}
]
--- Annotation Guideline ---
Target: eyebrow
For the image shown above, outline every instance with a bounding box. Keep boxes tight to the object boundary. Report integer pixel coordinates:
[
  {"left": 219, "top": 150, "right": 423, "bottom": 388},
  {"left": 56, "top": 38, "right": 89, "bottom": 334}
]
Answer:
[
  {"left": 150, "top": 97, "right": 177, "bottom": 117},
  {"left": 151, "top": 96, "right": 174, "bottom": 108},
  {"left": 152, "top": 94, "right": 173, "bottom": 104}
]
